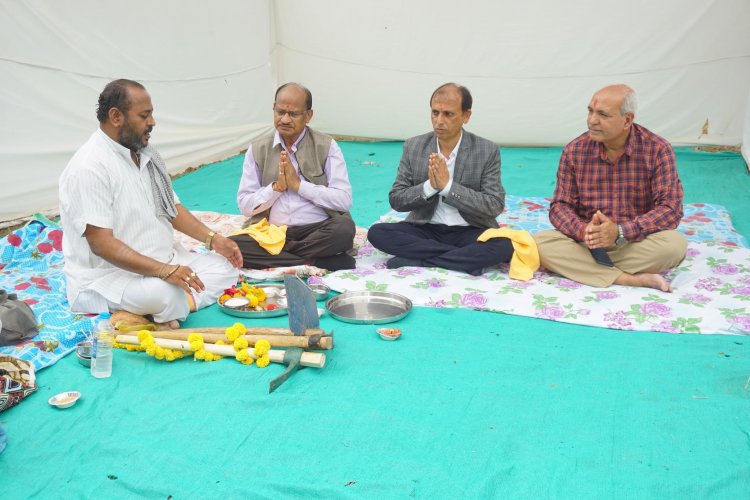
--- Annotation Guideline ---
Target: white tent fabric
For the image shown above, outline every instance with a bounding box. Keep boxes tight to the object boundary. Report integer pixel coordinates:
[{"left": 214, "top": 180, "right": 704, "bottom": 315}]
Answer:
[{"left": 1, "top": 0, "right": 749, "bottom": 223}]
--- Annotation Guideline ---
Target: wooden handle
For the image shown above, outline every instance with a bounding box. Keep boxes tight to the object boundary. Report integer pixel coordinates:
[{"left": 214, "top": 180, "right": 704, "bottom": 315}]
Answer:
[
  {"left": 115, "top": 334, "right": 326, "bottom": 368},
  {"left": 145, "top": 331, "right": 333, "bottom": 350},
  {"left": 143, "top": 326, "right": 325, "bottom": 337}
]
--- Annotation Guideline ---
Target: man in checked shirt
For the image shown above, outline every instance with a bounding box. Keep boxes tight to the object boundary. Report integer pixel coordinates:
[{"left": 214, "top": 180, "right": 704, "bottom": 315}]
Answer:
[{"left": 534, "top": 84, "right": 687, "bottom": 291}]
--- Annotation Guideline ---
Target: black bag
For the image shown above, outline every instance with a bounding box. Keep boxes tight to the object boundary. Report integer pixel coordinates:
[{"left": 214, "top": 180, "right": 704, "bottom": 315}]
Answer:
[{"left": 0, "top": 290, "right": 38, "bottom": 347}]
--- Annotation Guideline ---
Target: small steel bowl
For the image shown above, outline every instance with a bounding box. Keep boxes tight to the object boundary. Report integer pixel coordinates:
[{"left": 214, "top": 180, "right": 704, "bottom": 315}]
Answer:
[
  {"left": 76, "top": 341, "right": 93, "bottom": 357},
  {"left": 76, "top": 351, "right": 91, "bottom": 368},
  {"left": 309, "top": 284, "right": 331, "bottom": 301}
]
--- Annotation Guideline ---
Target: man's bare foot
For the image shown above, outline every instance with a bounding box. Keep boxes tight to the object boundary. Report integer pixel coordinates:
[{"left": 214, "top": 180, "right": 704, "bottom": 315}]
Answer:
[
  {"left": 156, "top": 320, "right": 180, "bottom": 330},
  {"left": 615, "top": 272, "right": 672, "bottom": 292}
]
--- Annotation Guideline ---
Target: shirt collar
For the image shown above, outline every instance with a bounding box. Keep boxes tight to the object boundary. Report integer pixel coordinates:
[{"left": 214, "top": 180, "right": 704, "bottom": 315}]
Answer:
[
  {"left": 596, "top": 126, "right": 636, "bottom": 162},
  {"left": 97, "top": 128, "right": 150, "bottom": 167},
  {"left": 273, "top": 127, "right": 308, "bottom": 153},
  {"left": 436, "top": 132, "right": 463, "bottom": 160}
]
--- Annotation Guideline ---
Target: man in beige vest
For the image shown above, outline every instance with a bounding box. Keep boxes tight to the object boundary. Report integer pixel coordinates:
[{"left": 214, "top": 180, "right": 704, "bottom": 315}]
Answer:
[{"left": 229, "top": 83, "right": 356, "bottom": 270}]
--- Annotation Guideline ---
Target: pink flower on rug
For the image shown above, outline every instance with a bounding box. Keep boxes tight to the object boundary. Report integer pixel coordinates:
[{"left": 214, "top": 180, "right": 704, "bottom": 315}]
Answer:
[
  {"left": 37, "top": 242, "right": 53, "bottom": 254},
  {"left": 604, "top": 311, "right": 632, "bottom": 328},
  {"left": 682, "top": 293, "right": 711, "bottom": 305},
  {"left": 654, "top": 320, "right": 680, "bottom": 333},
  {"left": 537, "top": 304, "right": 564, "bottom": 320},
  {"left": 306, "top": 276, "right": 324, "bottom": 285},
  {"left": 686, "top": 247, "right": 701, "bottom": 257},
  {"left": 48, "top": 229, "right": 63, "bottom": 251},
  {"left": 356, "top": 244, "right": 375, "bottom": 256},
  {"left": 641, "top": 302, "right": 671, "bottom": 317},
  {"left": 695, "top": 277, "right": 721, "bottom": 291},
  {"left": 595, "top": 291, "right": 619, "bottom": 300},
  {"left": 7, "top": 233, "right": 22, "bottom": 247},
  {"left": 731, "top": 286, "right": 750, "bottom": 296},
  {"left": 459, "top": 292, "right": 488, "bottom": 308},
  {"left": 730, "top": 315, "right": 750, "bottom": 332},
  {"left": 428, "top": 298, "right": 447, "bottom": 308},
  {"left": 713, "top": 263, "right": 739, "bottom": 275},
  {"left": 556, "top": 279, "right": 582, "bottom": 289},
  {"left": 396, "top": 268, "right": 421, "bottom": 276},
  {"left": 426, "top": 279, "right": 445, "bottom": 288},
  {"left": 373, "top": 262, "right": 387, "bottom": 270}
]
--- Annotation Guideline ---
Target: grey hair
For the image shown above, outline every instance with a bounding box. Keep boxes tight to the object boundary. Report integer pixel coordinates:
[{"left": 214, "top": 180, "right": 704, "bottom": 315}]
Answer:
[{"left": 620, "top": 87, "right": 638, "bottom": 116}]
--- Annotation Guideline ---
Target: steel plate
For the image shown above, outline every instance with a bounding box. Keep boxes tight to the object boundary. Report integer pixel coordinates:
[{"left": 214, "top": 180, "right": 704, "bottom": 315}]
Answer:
[
  {"left": 217, "top": 284, "right": 288, "bottom": 318},
  {"left": 325, "top": 291, "right": 412, "bottom": 324}
]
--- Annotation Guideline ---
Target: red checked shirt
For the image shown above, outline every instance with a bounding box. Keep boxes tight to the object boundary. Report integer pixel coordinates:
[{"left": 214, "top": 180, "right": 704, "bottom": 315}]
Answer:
[{"left": 549, "top": 123, "right": 683, "bottom": 242}]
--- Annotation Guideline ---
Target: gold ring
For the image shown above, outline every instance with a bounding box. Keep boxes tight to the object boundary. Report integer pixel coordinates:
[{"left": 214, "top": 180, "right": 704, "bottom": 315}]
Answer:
[
  {"left": 190, "top": 272, "right": 197, "bottom": 277},
  {"left": 185, "top": 276, "right": 191, "bottom": 281}
]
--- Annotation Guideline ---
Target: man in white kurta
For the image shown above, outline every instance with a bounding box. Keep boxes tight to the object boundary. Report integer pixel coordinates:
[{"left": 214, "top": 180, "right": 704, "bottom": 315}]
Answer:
[{"left": 59, "top": 79, "right": 242, "bottom": 326}]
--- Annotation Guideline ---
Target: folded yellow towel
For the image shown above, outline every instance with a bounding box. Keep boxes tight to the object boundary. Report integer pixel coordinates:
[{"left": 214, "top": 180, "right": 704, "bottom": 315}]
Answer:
[
  {"left": 477, "top": 227, "right": 540, "bottom": 281},
  {"left": 231, "top": 218, "right": 287, "bottom": 255}
]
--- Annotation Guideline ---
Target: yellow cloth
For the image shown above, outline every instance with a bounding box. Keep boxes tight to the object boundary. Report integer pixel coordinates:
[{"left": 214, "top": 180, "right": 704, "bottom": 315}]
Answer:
[
  {"left": 231, "top": 218, "right": 287, "bottom": 255},
  {"left": 477, "top": 227, "right": 540, "bottom": 281}
]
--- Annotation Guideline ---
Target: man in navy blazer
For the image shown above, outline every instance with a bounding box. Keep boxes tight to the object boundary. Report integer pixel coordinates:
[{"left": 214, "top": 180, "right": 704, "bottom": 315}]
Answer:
[{"left": 368, "top": 83, "right": 513, "bottom": 276}]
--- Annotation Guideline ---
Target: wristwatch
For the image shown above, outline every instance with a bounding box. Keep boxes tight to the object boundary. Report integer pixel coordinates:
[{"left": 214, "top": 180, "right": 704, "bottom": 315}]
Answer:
[{"left": 615, "top": 224, "right": 627, "bottom": 246}]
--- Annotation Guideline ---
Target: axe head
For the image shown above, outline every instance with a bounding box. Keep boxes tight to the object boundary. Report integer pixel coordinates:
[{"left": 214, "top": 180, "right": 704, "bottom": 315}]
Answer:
[{"left": 284, "top": 275, "right": 319, "bottom": 336}]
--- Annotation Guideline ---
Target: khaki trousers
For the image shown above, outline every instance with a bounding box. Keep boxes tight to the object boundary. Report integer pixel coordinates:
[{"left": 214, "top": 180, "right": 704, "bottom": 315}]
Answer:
[{"left": 534, "top": 229, "right": 687, "bottom": 287}]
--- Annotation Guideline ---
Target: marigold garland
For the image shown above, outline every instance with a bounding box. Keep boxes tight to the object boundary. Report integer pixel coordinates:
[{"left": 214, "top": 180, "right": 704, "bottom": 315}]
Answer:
[
  {"left": 187, "top": 333, "right": 222, "bottom": 362},
  {"left": 229, "top": 327, "right": 271, "bottom": 368},
  {"left": 113, "top": 325, "right": 274, "bottom": 368},
  {"left": 125, "top": 330, "right": 186, "bottom": 362}
]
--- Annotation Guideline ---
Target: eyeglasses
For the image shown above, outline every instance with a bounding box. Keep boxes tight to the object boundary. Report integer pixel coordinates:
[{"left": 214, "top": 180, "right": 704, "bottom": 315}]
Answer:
[{"left": 273, "top": 107, "right": 308, "bottom": 119}]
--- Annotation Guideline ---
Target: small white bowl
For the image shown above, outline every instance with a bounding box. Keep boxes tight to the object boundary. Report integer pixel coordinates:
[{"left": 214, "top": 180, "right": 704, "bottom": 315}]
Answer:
[
  {"left": 223, "top": 297, "right": 250, "bottom": 309},
  {"left": 376, "top": 327, "right": 402, "bottom": 341},
  {"left": 48, "top": 391, "right": 81, "bottom": 409}
]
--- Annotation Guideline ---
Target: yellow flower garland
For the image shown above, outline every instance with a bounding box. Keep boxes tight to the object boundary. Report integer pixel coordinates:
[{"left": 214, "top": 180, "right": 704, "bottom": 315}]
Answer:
[
  {"left": 187, "top": 333, "right": 222, "bottom": 362},
  {"left": 231, "top": 328, "right": 271, "bottom": 368},
  {"left": 135, "top": 330, "right": 186, "bottom": 362},
  {"left": 114, "top": 323, "right": 272, "bottom": 368}
]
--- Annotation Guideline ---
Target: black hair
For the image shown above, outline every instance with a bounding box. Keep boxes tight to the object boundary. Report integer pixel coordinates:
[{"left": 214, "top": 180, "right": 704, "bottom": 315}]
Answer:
[{"left": 96, "top": 79, "right": 145, "bottom": 123}]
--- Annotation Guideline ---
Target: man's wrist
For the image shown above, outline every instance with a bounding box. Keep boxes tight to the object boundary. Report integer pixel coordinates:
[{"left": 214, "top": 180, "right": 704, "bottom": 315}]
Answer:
[
  {"left": 615, "top": 224, "right": 627, "bottom": 245},
  {"left": 204, "top": 230, "right": 216, "bottom": 250}
]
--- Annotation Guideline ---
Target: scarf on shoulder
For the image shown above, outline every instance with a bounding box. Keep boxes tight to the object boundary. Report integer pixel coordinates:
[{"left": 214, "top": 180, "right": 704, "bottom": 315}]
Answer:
[{"left": 141, "top": 145, "right": 178, "bottom": 221}]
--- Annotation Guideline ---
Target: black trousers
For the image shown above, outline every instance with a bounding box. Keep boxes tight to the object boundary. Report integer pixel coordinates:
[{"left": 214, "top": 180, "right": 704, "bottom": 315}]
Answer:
[
  {"left": 230, "top": 214, "right": 355, "bottom": 270},
  {"left": 367, "top": 221, "right": 514, "bottom": 274}
]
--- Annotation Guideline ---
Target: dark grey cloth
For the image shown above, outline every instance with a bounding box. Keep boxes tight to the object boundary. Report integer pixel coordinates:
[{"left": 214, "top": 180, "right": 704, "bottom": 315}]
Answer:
[
  {"left": 142, "top": 145, "right": 177, "bottom": 221},
  {"left": 230, "top": 213, "right": 356, "bottom": 270},
  {"left": 0, "top": 290, "right": 38, "bottom": 347}
]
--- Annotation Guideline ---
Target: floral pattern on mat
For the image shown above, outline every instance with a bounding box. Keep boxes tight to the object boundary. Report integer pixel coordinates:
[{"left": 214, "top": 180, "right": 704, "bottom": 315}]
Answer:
[
  {"left": 322, "top": 197, "right": 750, "bottom": 336},
  {"left": 379, "top": 196, "right": 749, "bottom": 248},
  {"left": 0, "top": 217, "right": 93, "bottom": 371}
]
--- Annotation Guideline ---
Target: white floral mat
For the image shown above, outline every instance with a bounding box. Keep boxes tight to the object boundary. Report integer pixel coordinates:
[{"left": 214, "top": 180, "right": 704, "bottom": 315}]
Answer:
[{"left": 321, "top": 197, "right": 750, "bottom": 335}]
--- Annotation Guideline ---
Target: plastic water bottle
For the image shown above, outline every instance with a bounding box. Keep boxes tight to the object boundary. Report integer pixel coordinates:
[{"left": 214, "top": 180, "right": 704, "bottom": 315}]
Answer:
[{"left": 91, "top": 312, "right": 113, "bottom": 378}]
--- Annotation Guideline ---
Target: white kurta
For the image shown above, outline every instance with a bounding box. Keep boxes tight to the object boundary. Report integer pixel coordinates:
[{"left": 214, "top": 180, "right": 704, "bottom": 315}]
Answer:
[{"left": 59, "top": 129, "right": 237, "bottom": 321}]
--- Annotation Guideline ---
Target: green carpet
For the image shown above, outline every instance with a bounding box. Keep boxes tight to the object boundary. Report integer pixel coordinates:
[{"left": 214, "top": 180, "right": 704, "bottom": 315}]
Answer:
[{"left": 1, "top": 144, "right": 748, "bottom": 498}]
